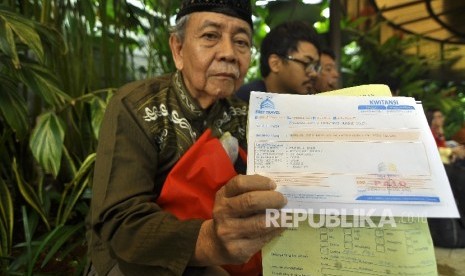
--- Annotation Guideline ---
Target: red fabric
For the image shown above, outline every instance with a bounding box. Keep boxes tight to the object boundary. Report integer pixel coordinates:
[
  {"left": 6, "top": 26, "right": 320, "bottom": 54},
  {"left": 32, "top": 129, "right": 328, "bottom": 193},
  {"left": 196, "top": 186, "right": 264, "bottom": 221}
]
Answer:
[
  {"left": 431, "top": 128, "right": 446, "bottom": 148},
  {"left": 157, "top": 129, "right": 261, "bottom": 275}
]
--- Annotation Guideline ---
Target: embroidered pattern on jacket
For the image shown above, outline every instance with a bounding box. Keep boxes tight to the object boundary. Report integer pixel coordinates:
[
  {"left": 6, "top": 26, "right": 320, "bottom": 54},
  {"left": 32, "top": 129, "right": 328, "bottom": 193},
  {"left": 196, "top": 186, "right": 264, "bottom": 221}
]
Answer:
[
  {"left": 174, "top": 72, "right": 202, "bottom": 116},
  {"left": 214, "top": 111, "right": 231, "bottom": 135},
  {"left": 213, "top": 106, "right": 247, "bottom": 137},
  {"left": 229, "top": 106, "right": 247, "bottom": 116},
  {"left": 155, "top": 129, "right": 168, "bottom": 150},
  {"left": 143, "top": 104, "right": 197, "bottom": 140},
  {"left": 143, "top": 104, "right": 168, "bottom": 120}
]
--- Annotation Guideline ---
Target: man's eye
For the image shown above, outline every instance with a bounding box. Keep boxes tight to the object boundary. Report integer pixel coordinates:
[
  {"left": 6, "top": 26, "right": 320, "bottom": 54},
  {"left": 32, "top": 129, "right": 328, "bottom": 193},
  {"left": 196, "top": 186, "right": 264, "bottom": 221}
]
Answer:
[
  {"left": 235, "top": 39, "right": 250, "bottom": 48},
  {"left": 202, "top": 33, "right": 219, "bottom": 40}
]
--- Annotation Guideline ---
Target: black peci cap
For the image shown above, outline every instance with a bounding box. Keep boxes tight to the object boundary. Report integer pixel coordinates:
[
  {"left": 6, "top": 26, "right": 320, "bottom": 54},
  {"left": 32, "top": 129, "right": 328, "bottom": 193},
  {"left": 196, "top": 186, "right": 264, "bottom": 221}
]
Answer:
[{"left": 176, "top": 0, "right": 253, "bottom": 29}]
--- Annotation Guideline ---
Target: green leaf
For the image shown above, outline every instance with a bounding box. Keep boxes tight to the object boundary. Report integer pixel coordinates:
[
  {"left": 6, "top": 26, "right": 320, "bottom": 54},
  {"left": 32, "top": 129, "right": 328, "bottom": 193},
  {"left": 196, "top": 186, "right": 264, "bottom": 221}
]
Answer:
[
  {"left": 89, "top": 96, "right": 107, "bottom": 139},
  {"left": 265, "top": 1, "right": 321, "bottom": 28},
  {"left": 0, "top": 20, "right": 20, "bottom": 68},
  {"left": 61, "top": 147, "right": 78, "bottom": 180},
  {"left": 0, "top": 177, "right": 14, "bottom": 256},
  {"left": 0, "top": 75, "right": 29, "bottom": 139},
  {"left": 21, "top": 206, "right": 33, "bottom": 276},
  {"left": 30, "top": 226, "right": 63, "bottom": 272},
  {"left": 58, "top": 153, "right": 95, "bottom": 224},
  {"left": 0, "top": 8, "right": 44, "bottom": 63},
  {"left": 13, "top": 160, "right": 50, "bottom": 231},
  {"left": 29, "top": 112, "right": 66, "bottom": 177},
  {"left": 0, "top": 221, "right": 7, "bottom": 257},
  {"left": 40, "top": 223, "right": 84, "bottom": 268},
  {"left": 79, "top": 0, "right": 96, "bottom": 30},
  {"left": 34, "top": 22, "right": 68, "bottom": 55},
  {"left": 18, "top": 62, "right": 72, "bottom": 107}
]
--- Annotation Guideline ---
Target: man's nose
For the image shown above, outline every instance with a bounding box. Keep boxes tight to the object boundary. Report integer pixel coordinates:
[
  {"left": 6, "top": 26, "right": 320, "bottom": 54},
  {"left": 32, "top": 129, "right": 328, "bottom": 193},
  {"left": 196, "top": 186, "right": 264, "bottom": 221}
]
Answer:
[
  {"left": 307, "top": 70, "right": 318, "bottom": 78},
  {"left": 217, "top": 38, "right": 237, "bottom": 62}
]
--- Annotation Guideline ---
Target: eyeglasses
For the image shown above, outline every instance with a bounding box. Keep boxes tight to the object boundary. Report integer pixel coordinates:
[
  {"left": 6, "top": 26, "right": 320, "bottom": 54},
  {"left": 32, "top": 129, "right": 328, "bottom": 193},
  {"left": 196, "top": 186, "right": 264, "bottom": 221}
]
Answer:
[{"left": 282, "top": 55, "right": 320, "bottom": 73}]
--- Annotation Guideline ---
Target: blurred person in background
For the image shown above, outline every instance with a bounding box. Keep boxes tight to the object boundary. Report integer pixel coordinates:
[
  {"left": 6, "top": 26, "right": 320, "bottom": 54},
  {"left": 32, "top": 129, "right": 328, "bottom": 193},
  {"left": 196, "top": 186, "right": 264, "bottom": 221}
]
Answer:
[
  {"left": 235, "top": 20, "right": 321, "bottom": 103},
  {"left": 426, "top": 108, "right": 465, "bottom": 164},
  {"left": 314, "top": 48, "right": 340, "bottom": 93}
]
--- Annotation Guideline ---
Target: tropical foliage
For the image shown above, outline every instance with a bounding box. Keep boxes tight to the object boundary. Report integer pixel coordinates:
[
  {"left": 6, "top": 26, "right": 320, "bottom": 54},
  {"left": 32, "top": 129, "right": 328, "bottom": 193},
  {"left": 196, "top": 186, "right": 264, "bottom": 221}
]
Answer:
[
  {"left": 0, "top": 0, "right": 464, "bottom": 275},
  {"left": 0, "top": 0, "right": 180, "bottom": 274},
  {"left": 341, "top": 18, "right": 465, "bottom": 137}
]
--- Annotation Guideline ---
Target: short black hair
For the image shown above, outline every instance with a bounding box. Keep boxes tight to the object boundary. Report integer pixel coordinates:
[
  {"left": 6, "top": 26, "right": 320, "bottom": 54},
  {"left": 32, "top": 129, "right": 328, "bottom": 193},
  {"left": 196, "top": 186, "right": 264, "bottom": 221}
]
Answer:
[
  {"left": 260, "top": 21, "right": 321, "bottom": 77},
  {"left": 425, "top": 108, "right": 441, "bottom": 126},
  {"left": 321, "top": 48, "right": 336, "bottom": 60}
]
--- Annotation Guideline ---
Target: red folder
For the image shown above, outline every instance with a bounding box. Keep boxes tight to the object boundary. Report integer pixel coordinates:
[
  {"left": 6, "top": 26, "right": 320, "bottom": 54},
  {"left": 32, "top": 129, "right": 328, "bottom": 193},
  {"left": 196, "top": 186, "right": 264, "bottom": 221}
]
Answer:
[{"left": 157, "top": 129, "right": 261, "bottom": 275}]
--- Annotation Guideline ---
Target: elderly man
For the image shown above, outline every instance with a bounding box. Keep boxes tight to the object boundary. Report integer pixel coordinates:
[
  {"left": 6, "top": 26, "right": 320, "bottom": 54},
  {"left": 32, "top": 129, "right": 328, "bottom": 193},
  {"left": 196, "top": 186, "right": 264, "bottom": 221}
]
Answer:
[
  {"left": 87, "top": 0, "right": 287, "bottom": 275},
  {"left": 236, "top": 20, "right": 321, "bottom": 102},
  {"left": 314, "top": 48, "right": 340, "bottom": 92}
]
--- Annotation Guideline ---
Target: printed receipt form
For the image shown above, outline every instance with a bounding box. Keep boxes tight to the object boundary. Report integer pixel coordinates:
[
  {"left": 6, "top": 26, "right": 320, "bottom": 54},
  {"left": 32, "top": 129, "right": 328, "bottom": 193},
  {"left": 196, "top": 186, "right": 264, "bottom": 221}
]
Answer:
[
  {"left": 248, "top": 85, "right": 458, "bottom": 276},
  {"left": 247, "top": 90, "right": 458, "bottom": 218}
]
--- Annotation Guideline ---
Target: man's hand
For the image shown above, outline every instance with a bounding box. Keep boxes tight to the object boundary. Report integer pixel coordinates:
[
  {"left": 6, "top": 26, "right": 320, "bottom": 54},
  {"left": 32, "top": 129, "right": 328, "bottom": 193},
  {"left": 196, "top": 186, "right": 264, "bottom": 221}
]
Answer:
[
  {"left": 452, "top": 145, "right": 465, "bottom": 159},
  {"left": 191, "top": 174, "right": 287, "bottom": 266}
]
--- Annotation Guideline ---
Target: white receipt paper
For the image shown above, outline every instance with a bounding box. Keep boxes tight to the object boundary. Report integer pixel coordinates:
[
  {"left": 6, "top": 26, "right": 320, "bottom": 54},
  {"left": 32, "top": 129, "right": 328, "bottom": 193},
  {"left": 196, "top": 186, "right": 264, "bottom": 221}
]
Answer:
[{"left": 247, "top": 92, "right": 459, "bottom": 218}]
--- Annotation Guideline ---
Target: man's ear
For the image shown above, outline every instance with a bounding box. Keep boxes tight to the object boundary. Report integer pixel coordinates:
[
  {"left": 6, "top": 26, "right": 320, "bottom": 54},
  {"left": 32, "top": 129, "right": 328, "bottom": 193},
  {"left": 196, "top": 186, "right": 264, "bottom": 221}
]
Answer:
[
  {"left": 268, "top": 54, "right": 282, "bottom": 73},
  {"left": 169, "top": 34, "right": 183, "bottom": 70}
]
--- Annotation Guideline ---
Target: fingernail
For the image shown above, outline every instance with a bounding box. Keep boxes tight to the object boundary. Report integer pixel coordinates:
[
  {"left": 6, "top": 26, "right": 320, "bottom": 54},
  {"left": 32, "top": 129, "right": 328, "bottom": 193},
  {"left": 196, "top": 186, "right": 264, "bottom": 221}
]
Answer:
[{"left": 269, "top": 180, "right": 277, "bottom": 190}]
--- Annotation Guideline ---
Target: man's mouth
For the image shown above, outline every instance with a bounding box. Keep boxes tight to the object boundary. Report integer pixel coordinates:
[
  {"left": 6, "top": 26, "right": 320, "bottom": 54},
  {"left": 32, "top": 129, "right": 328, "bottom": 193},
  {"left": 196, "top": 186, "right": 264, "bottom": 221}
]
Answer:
[
  {"left": 328, "top": 80, "right": 338, "bottom": 89},
  {"left": 214, "top": 73, "right": 237, "bottom": 79},
  {"left": 304, "top": 79, "right": 316, "bottom": 90}
]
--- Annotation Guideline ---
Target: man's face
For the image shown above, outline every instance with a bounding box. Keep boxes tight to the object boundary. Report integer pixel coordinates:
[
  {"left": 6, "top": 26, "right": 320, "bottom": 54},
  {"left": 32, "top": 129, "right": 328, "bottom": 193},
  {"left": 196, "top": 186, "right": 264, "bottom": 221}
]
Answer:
[
  {"left": 170, "top": 12, "right": 252, "bottom": 108},
  {"left": 432, "top": 111, "right": 445, "bottom": 128},
  {"left": 315, "top": 53, "right": 340, "bottom": 92},
  {"left": 275, "top": 41, "right": 320, "bottom": 95}
]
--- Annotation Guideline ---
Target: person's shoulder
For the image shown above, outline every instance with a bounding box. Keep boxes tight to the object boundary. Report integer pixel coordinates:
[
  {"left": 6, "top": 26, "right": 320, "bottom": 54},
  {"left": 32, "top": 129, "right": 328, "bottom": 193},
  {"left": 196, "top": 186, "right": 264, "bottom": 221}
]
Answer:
[
  {"left": 226, "top": 94, "right": 248, "bottom": 110},
  {"left": 237, "top": 79, "right": 266, "bottom": 93},
  {"left": 235, "top": 79, "right": 266, "bottom": 102},
  {"left": 114, "top": 74, "right": 173, "bottom": 102}
]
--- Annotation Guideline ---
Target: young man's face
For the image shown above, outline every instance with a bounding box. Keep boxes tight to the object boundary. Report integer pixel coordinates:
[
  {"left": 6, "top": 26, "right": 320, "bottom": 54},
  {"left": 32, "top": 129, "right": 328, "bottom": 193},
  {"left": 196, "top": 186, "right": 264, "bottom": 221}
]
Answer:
[
  {"left": 170, "top": 12, "right": 252, "bottom": 109},
  {"left": 276, "top": 41, "right": 320, "bottom": 95},
  {"left": 432, "top": 111, "right": 445, "bottom": 128},
  {"left": 315, "top": 53, "right": 340, "bottom": 92}
]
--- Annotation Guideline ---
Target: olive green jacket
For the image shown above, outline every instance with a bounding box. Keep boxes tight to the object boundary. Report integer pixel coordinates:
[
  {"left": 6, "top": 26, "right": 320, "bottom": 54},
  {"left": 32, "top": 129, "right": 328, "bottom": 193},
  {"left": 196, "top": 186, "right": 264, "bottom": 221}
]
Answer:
[{"left": 87, "top": 72, "right": 247, "bottom": 275}]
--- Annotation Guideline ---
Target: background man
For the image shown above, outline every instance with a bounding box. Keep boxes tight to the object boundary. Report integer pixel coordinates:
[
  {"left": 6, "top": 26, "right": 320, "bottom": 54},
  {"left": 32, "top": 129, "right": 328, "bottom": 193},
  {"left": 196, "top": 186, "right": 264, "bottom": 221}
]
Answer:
[
  {"left": 87, "top": 1, "right": 286, "bottom": 275},
  {"left": 426, "top": 108, "right": 465, "bottom": 164},
  {"left": 235, "top": 20, "right": 321, "bottom": 102},
  {"left": 314, "top": 48, "right": 340, "bottom": 92}
]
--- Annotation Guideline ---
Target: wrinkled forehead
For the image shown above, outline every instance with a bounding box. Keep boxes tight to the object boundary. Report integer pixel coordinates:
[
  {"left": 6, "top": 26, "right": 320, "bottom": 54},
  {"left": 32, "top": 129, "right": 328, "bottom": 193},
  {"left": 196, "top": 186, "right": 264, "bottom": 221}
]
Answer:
[{"left": 186, "top": 12, "right": 252, "bottom": 38}]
